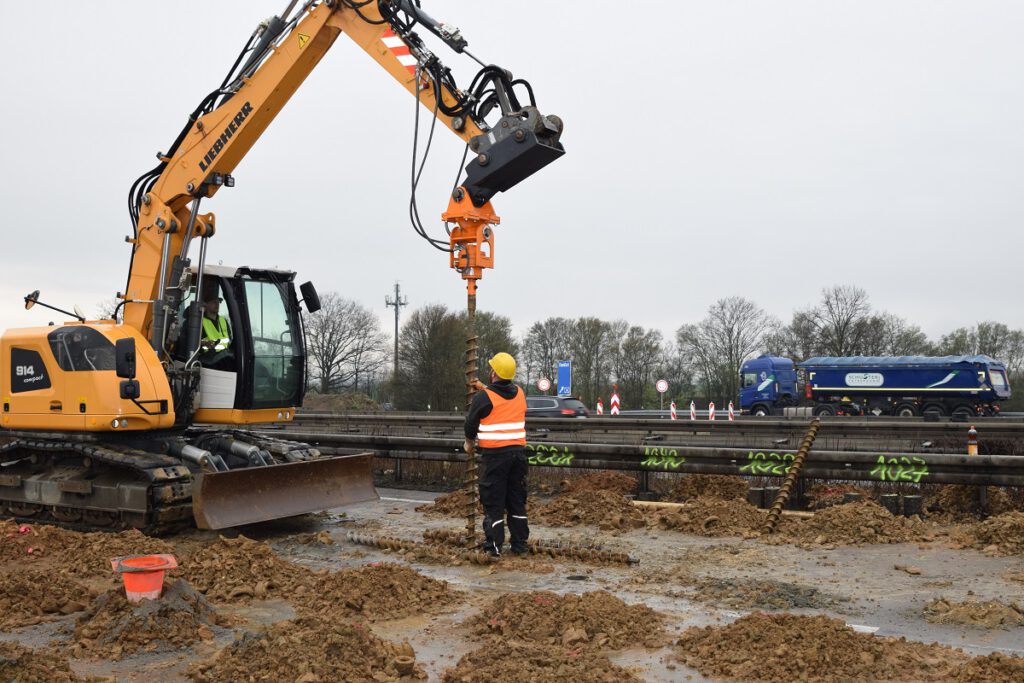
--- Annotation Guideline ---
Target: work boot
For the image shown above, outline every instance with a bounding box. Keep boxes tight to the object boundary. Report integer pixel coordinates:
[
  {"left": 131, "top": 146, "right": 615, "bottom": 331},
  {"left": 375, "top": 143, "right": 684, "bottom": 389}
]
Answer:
[
  {"left": 481, "top": 540, "right": 501, "bottom": 558},
  {"left": 510, "top": 543, "right": 529, "bottom": 556}
]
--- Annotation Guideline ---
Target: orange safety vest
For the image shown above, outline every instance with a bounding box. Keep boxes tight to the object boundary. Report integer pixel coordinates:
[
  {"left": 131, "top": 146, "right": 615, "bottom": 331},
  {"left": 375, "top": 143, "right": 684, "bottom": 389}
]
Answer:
[{"left": 478, "top": 386, "right": 527, "bottom": 448}]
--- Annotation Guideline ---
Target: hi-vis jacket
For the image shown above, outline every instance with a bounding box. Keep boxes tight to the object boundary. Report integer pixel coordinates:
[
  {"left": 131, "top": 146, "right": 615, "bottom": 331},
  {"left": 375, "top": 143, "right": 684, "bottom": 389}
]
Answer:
[
  {"left": 202, "top": 314, "right": 231, "bottom": 352},
  {"left": 465, "top": 380, "right": 527, "bottom": 452}
]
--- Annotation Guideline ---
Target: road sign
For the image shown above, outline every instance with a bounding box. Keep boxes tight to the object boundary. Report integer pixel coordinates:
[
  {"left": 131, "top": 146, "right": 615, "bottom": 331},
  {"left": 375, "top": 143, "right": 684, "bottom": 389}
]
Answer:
[
  {"left": 656, "top": 379, "right": 668, "bottom": 394},
  {"left": 537, "top": 377, "right": 551, "bottom": 392},
  {"left": 557, "top": 361, "right": 572, "bottom": 397}
]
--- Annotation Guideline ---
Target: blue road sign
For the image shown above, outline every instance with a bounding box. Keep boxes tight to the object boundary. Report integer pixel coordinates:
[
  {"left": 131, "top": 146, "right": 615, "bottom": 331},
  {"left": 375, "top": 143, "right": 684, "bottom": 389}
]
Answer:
[{"left": 557, "top": 360, "right": 571, "bottom": 396}]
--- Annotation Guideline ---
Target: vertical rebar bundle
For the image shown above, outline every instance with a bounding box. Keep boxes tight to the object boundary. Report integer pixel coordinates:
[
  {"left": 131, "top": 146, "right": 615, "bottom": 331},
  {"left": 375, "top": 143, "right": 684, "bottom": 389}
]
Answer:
[
  {"left": 463, "top": 292, "right": 479, "bottom": 548},
  {"left": 762, "top": 418, "right": 821, "bottom": 534}
]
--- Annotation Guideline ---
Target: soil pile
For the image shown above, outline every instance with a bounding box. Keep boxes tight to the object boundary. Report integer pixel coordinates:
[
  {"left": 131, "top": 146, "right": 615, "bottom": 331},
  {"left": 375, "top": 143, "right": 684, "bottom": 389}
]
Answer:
[
  {"left": 955, "top": 652, "right": 1024, "bottom": 682},
  {"left": 72, "top": 580, "right": 227, "bottom": 660},
  {"left": 928, "top": 486, "right": 1015, "bottom": 521},
  {"left": 676, "top": 612, "right": 970, "bottom": 682},
  {"left": 805, "top": 484, "right": 873, "bottom": 510},
  {"left": 467, "top": 590, "right": 666, "bottom": 650},
  {"left": 0, "top": 641, "right": 98, "bottom": 683},
  {"left": 560, "top": 471, "right": 638, "bottom": 496},
  {"left": 970, "top": 511, "right": 1024, "bottom": 555},
  {"left": 441, "top": 641, "right": 641, "bottom": 683},
  {"left": 181, "top": 534, "right": 315, "bottom": 602},
  {"left": 924, "top": 598, "right": 1024, "bottom": 628},
  {"left": 650, "top": 498, "right": 764, "bottom": 537},
  {"left": 415, "top": 488, "right": 480, "bottom": 517},
  {"left": 188, "top": 616, "right": 425, "bottom": 682},
  {"left": 298, "top": 562, "right": 460, "bottom": 621},
  {"left": 769, "top": 501, "right": 927, "bottom": 546},
  {"left": 0, "top": 569, "right": 94, "bottom": 630},
  {"left": 533, "top": 490, "right": 645, "bottom": 530},
  {"left": 666, "top": 474, "right": 748, "bottom": 502}
]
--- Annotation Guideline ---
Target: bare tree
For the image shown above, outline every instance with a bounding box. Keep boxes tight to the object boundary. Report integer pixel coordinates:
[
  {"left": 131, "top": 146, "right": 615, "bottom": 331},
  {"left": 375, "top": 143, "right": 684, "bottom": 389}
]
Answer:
[
  {"left": 859, "top": 313, "right": 931, "bottom": 356},
  {"left": 614, "top": 326, "right": 663, "bottom": 408},
  {"left": 304, "top": 293, "right": 387, "bottom": 394},
  {"left": 814, "top": 285, "right": 872, "bottom": 355},
  {"left": 393, "top": 304, "right": 463, "bottom": 411},
  {"left": 521, "top": 318, "right": 572, "bottom": 389}
]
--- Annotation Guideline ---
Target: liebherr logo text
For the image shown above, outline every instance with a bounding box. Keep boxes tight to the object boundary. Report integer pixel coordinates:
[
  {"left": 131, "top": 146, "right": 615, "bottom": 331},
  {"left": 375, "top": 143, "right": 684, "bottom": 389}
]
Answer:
[{"left": 198, "top": 101, "right": 253, "bottom": 172}]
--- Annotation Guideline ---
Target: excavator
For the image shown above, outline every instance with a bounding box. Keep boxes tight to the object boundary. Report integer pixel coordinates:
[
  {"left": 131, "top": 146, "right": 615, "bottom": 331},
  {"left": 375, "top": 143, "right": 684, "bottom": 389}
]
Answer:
[{"left": 0, "top": 0, "right": 563, "bottom": 532}]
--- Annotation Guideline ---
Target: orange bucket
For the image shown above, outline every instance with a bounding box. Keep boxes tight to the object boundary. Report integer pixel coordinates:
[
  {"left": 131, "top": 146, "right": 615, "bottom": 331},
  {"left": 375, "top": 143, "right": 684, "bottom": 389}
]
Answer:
[{"left": 110, "top": 554, "right": 178, "bottom": 603}]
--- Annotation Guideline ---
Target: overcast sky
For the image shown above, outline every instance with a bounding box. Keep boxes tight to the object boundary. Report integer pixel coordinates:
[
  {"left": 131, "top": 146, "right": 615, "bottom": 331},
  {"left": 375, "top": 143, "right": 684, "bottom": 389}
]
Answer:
[{"left": 1, "top": 1, "right": 1021, "bottom": 345}]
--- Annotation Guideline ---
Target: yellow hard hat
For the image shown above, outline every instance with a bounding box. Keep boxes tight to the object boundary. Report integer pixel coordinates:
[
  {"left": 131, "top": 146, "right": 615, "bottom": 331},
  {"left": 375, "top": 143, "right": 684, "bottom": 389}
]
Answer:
[{"left": 488, "top": 352, "right": 516, "bottom": 380}]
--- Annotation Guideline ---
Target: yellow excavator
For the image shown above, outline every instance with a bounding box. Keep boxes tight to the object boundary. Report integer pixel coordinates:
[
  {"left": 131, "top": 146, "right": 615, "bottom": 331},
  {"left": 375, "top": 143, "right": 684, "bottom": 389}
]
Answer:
[{"left": 0, "top": 0, "right": 563, "bottom": 532}]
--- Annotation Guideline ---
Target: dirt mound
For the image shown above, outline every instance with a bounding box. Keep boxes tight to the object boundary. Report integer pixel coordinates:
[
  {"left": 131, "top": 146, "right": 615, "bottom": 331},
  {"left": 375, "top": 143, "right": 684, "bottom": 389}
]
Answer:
[
  {"left": 676, "top": 612, "right": 969, "bottom": 682},
  {"left": 298, "top": 562, "right": 460, "bottom": 621},
  {"left": 415, "top": 488, "right": 480, "bottom": 517},
  {"left": 71, "top": 580, "right": 227, "bottom": 660},
  {"left": 805, "top": 484, "right": 873, "bottom": 510},
  {"left": 666, "top": 475, "right": 748, "bottom": 502},
  {"left": 301, "top": 392, "right": 381, "bottom": 412},
  {"left": 928, "top": 486, "right": 1015, "bottom": 521},
  {"left": 650, "top": 497, "right": 765, "bottom": 537},
  {"left": 441, "top": 641, "right": 641, "bottom": 683},
  {"left": 181, "top": 534, "right": 316, "bottom": 602},
  {"left": 955, "top": 652, "right": 1024, "bottom": 682},
  {"left": 467, "top": 590, "right": 666, "bottom": 650},
  {"left": 533, "top": 490, "right": 645, "bottom": 530},
  {"left": 0, "top": 521, "right": 175, "bottom": 580},
  {"left": 0, "top": 641, "right": 99, "bottom": 683},
  {"left": 925, "top": 598, "right": 1024, "bottom": 629},
  {"left": 0, "top": 569, "right": 95, "bottom": 631},
  {"left": 188, "top": 615, "right": 424, "bottom": 682},
  {"left": 969, "top": 511, "right": 1024, "bottom": 555},
  {"left": 693, "top": 577, "right": 841, "bottom": 611},
  {"left": 560, "top": 471, "right": 638, "bottom": 496},
  {"left": 769, "top": 501, "right": 927, "bottom": 546}
]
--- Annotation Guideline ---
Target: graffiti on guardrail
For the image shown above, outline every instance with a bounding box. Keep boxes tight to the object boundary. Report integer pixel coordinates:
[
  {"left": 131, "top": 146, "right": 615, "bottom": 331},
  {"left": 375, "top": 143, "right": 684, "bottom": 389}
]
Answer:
[
  {"left": 640, "top": 446, "right": 686, "bottom": 470},
  {"left": 739, "top": 451, "right": 795, "bottom": 476},
  {"left": 527, "top": 443, "right": 575, "bottom": 467},
  {"left": 869, "top": 455, "right": 929, "bottom": 483}
]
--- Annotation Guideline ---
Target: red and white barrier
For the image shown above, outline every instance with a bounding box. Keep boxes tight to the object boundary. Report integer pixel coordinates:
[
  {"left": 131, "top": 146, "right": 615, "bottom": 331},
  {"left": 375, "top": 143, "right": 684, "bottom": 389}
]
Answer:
[
  {"left": 708, "top": 402, "right": 716, "bottom": 421},
  {"left": 689, "top": 401, "right": 696, "bottom": 421},
  {"left": 596, "top": 398, "right": 604, "bottom": 415},
  {"left": 728, "top": 401, "right": 735, "bottom": 421},
  {"left": 670, "top": 400, "right": 677, "bottom": 420},
  {"left": 610, "top": 388, "right": 620, "bottom": 416}
]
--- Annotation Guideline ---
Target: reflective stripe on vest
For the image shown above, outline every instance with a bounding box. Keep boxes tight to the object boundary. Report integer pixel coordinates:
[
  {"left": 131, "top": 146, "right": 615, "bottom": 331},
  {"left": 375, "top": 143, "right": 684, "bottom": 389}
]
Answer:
[
  {"left": 202, "top": 315, "right": 231, "bottom": 352},
  {"left": 479, "top": 386, "right": 527, "bottom": 447}
]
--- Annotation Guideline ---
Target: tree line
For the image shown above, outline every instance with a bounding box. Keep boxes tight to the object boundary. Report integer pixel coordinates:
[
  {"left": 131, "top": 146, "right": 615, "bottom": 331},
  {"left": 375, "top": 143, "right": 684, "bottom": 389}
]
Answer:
[{"left": 303, "top": 285, "right": 1024, "bottom": 411}]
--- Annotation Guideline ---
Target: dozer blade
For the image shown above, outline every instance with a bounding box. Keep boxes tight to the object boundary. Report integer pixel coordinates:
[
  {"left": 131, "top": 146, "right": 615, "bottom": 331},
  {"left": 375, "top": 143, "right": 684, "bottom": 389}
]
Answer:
[{"left": 191, "top": 453, "right": 378, "bottom": 530}]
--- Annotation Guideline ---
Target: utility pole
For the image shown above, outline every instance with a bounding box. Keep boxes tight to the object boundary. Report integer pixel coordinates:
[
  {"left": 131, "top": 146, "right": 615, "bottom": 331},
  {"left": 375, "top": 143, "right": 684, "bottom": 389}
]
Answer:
[{"left": 384, "top": 282, "right": 407, "bottom": 377}]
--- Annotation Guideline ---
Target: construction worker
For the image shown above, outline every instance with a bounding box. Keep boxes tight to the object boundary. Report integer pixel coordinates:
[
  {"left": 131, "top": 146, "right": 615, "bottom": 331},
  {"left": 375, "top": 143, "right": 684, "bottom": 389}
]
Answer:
[
  {"left": 200, "top": 293, "right": 232, "bottom": 368},
  {"left": 464, "top": 352, "right": 529, "bottom": 558}
]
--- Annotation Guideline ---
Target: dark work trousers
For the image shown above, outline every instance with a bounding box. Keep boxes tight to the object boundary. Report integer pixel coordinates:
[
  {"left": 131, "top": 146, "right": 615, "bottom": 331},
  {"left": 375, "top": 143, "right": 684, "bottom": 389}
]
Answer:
[{"left": 478, "top": 448, "right": 529, "bottom": 552}]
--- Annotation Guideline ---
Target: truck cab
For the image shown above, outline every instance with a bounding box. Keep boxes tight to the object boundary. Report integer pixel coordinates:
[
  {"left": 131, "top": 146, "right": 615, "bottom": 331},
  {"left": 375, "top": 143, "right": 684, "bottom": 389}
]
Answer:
[{"left": 739, "top": 355, "right": 799, "bottom": 416}]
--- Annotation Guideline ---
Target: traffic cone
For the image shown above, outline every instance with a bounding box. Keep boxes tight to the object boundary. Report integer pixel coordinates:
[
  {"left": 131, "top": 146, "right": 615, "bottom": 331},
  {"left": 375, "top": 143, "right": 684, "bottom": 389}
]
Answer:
[
  {"left": 728, "top": 401, "right": 735, "bottom": 421},
  {"left": 708, "top": 402, "right": 716, "bottom": 421},
  {"left": 111, "top": 554, "right": 178, "bottom": 603},
  {"left": 670, "top": 400, "right": 677, "bottom": 420}
]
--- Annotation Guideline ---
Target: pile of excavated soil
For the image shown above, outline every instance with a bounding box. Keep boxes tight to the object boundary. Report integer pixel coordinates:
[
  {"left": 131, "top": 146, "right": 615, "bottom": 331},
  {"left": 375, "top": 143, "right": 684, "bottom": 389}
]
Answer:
[
  {"left": 676, "top": 612, "right": 971, "bottom": 682},
  {"left": 666, "top": 475, "right": 748, "bottom": 502},
  {"left": 693, "top": 577, "right": 841, "bottom": 611},
  {"left": 533, "top": 490, "right": 645, "bottom": 530},
  {"left": 441, "top": 641, "right": 641, "bottom": 683},
  {"left": 188, "top": 616, "right": 425, "bottom": 682},
  {"left": 467, "top": 590, "right": 666, "bottom": 650},
  {"left": 559, "top": 471, "right": 638, "bottom": 496},
  {"left": 181, "top": 535, "right": 316, "bottom": 602},
  {"left": 925, "top": 598, "right": 1024, "bottom": 629},
  {"left": 298, "top": 562, "right": 460, "bottom": 621},
  {"left": 955, "top": 652, "right": 1024, "bottom": 682},
  {"left": 968, "top": 511, "right": 1024, "bottom": 555},
  {"left": 0, "top": 641, "right": 99, "bottom": 683},
  {"left": 0, "top": 521, "right": 175, "bottom": 580},
  {"left": 0, "top": 569, "right": 94, "bottom": 630},
  {"left": 805, "top": 484, "right": 873, "bottom": 510},
  {"left": 649, "top": 498, "right": 765, "bottom": 537},
  {"left": 767, "top": 501, "right": 928, "bottom": 546},
  {"left": 415, "top": 488, "right": 481, "bottom": 517},
  {"left": 927, "top": 486, "right": 1015, "bottom": 521},
  {"left": 71, "top": 580, "right": 227, "bottom": 660}
]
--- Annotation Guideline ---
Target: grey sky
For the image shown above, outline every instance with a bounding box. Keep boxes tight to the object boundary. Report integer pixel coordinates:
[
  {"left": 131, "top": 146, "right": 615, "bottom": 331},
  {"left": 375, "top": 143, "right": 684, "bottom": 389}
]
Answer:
[{"left": 1, "top": 1, "right": 1021, "bottom": 345}]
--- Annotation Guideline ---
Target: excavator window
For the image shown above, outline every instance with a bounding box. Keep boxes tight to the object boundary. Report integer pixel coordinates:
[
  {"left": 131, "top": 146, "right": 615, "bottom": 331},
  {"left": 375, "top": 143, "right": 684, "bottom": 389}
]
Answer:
[
  {"left": 47, "top": 327, "right": 116, "bottom": 372},
  {"left": 242, "top": 279, "right": 303, "bottom": 408}
]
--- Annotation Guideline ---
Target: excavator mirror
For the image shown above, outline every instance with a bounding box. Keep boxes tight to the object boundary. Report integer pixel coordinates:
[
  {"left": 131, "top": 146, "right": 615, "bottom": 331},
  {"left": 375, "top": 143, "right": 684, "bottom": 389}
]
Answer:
[
  {"left": 24, "top": 290, "right": 40, "bottom": 310},
  {"left": 115, "top": 338, "right": 137, "bottom": 379},
  {"left": 299, "top": 281, "right": 321, "bottom": 313}
]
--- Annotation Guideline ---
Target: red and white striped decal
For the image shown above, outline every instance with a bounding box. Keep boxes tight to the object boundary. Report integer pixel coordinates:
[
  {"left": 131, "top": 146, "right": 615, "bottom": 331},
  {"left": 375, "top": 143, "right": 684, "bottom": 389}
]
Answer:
[
  {"left": 728, "top": 401, "right": 735, "bottom": 421},
  {"left": 596, "top": 399, "right": 603, "bottom": 415},
  {"left": 382, "top": 29, "right": 418, "bottom": 73},
  {"left": 708, "top": 402, "right": 716, "bottom": 421},
  {"left": 689, "top": 401, "right": 696, "bottom": 421},
  {"left": 610, "top": 392, "right": 620, "bottom": 416},
  {"left": 670, "top": 401, "right": 677, "bottom": 420}
]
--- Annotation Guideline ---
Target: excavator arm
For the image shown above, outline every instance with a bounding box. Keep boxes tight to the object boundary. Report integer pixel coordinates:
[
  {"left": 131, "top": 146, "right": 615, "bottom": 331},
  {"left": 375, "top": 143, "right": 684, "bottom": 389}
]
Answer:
[{"left": 123, "top": 0, "right": 564, "bottom": 348}]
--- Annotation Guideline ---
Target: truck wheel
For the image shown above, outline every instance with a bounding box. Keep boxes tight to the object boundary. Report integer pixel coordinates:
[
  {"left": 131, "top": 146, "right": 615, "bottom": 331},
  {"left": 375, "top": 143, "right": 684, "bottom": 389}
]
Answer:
[
  {"left": 895, "top": 405, "right": 918, "bottom": 418},
  {"left": 813, "top": 405, "right": 835, "bottom": 417},
  {"left": 951, "top": 405, "right": 975, "bottom": 420},
  {"left": 752, "top": 405, "right": 770, "bottom": 417},
  {"left": 922, "top": 403, "right": 946, "bottom": 418}
]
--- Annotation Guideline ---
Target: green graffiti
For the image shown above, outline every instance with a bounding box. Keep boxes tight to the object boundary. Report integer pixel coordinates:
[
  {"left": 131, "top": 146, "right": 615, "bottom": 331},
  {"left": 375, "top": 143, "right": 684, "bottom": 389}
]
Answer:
[
  {"left": 526, "top": 443, "right": 575, "bottom": 467},
  {"left": 870, "top": 455, "right": 929, "bottom": 483},
  {"left": 641, "top": 446, "right": 686, "bottom": 470},
  {"left": 739, "top": 451, "right": 795, "bottom": 476}
]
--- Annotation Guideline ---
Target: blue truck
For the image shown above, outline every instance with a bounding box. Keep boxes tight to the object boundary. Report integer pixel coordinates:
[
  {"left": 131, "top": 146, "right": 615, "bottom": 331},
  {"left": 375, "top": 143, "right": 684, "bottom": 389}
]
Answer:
[{"left": 739, "top": 355, "right": 1011, "bottom": 418}]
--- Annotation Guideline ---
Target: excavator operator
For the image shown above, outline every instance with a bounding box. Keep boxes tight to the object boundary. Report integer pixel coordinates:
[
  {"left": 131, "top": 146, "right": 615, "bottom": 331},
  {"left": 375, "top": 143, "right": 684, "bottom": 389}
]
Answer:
[{"left": 200, "top": 293, "right": 233, "bottom": 370}]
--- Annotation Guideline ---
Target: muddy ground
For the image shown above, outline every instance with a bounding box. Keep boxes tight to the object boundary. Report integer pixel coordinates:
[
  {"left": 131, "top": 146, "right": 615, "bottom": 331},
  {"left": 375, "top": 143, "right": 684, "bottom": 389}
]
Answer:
[{"left": 1, "top": 480, "right": 1024, "bottom": 682}]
